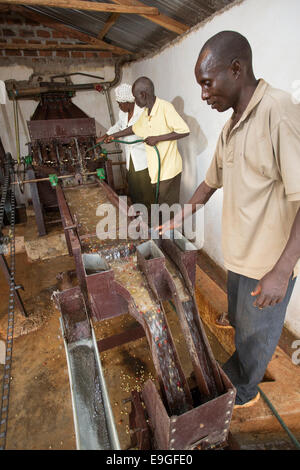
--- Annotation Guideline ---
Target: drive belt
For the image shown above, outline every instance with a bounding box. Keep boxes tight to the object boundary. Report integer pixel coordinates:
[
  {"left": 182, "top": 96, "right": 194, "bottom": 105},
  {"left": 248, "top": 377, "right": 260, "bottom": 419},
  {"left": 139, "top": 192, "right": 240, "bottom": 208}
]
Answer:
[{"left": 0, "top": 166, "right": 16, "bottom": 450}]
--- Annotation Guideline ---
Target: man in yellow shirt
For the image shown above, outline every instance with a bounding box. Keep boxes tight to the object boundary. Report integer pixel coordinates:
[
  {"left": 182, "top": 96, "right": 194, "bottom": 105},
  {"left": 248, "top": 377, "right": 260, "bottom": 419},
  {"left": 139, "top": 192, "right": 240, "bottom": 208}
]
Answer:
[
  {"left": 160, "top": 31, "right": 300, "bottom": 408},
  {"left": 106, "top": 76, "right": 190, "bottom": 207}
]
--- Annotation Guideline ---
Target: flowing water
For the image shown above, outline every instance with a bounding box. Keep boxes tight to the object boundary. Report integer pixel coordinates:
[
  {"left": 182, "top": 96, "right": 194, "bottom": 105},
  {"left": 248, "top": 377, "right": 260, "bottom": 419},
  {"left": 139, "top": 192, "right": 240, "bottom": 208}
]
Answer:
[{"left": 108, "top": 254, "right": 191, "bottom": 415}]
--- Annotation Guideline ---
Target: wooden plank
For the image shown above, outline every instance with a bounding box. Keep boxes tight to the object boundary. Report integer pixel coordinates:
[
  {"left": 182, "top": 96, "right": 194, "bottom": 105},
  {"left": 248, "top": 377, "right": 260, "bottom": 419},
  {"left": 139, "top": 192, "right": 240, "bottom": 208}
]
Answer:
[
  {"left": 12, "top": 5, "right": 132, "bottom": 55},
  {"left": 97, "top": 12, "right": 120, "bottom": 40},
  {"left": 111, "top": 0, "right": 189, "bottom": 35},
  {"left": 1, "top": 42, "right": 117, "bottom": 50},
  {"left": 1, "top": 0, "right": 159, "bottom": 15},
  {"left": 97, "top": 325, "right": 146, "bottom": 352}
]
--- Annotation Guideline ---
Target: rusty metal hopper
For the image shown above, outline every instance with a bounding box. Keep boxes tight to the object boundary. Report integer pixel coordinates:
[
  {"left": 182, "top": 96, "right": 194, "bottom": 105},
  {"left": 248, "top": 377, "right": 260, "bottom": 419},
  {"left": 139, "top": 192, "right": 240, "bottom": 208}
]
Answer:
[{"left": 53, "top": 180, "right": 236, "bottom": 450}]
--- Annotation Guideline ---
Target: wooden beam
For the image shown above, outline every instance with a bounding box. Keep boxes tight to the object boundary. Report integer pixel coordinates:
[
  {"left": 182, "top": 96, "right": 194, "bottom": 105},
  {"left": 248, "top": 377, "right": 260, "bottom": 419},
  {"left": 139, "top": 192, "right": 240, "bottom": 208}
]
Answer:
[
  {"left": 11, "top": 6, "right": 132, "bottom": 55},
  {"left": 1, "top": 0, "right": 159, "bottom": 15},
  {"left": 1, "top": 42, "right": 116, "bottom": 50},
  {"left": 110, "top": 0, "right": 189, "bottom": 35},
  {"left": 97, "top": 12, "right": 120, "bottom": 40}
]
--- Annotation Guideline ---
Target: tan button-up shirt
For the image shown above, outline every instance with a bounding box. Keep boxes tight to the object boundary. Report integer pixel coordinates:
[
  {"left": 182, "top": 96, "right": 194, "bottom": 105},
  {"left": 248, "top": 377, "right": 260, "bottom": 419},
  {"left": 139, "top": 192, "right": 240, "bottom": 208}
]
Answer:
[
  {"left": 205, "top": 79, "right": 300, "bottom": 279},
  {"left": 132, "top": 97, "right": 190, "bottom": 184}
]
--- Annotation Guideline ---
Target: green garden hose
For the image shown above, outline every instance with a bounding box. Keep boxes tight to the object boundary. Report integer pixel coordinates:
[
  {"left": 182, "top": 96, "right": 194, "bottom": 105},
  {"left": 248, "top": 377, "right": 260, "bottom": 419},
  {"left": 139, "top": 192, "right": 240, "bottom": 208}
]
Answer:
[
  {"left": 87, "top": 139, "right": 161, "bottom": 204},
  {"left": 257, "top": 385, "right": 300, "bottom": 450}
]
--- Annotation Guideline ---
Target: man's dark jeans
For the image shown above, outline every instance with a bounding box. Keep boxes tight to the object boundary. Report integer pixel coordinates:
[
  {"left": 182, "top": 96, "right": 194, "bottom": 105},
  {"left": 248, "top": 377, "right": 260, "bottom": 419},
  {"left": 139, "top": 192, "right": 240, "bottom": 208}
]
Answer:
[{"left": 222, "top": 271, "right": 296, "bottom": 405}]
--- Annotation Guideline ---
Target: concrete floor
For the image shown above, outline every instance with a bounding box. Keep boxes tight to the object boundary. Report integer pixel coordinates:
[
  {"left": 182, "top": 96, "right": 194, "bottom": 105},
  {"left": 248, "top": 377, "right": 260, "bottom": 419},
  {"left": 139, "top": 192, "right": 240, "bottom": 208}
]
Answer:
[{"left": 0, "top": 216, "right": 300, "bottom": 450}]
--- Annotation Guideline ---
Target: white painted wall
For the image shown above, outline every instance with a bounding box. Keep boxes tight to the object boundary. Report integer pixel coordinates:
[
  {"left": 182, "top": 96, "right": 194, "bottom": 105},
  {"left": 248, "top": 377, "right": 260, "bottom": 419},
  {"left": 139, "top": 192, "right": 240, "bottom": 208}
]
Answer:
[{"left": 126, "top": 0, "right": 300, "bottom": 337}]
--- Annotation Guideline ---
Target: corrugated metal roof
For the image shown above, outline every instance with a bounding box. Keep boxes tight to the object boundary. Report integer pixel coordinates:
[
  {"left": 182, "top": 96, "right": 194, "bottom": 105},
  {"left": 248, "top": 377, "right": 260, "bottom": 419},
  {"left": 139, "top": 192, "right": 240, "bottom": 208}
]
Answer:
[
  {"left": 23, "top": 0, "right": 237, "bottom": 57},
  {"left": 105, "top": 14, "right": 178, "bottom": 55},
  {"left": 140, "top": 0, "right": 226, "bottom": 25},
  {"left": 24, "top": 6, "right": 111, "bottom": 38}
]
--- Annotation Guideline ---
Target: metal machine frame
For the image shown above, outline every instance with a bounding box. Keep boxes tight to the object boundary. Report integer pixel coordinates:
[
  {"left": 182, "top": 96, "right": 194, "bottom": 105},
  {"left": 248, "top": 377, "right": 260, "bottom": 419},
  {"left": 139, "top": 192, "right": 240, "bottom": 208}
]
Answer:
[{"left": 53, "top": 179, "right": 236, "bottom": 450}]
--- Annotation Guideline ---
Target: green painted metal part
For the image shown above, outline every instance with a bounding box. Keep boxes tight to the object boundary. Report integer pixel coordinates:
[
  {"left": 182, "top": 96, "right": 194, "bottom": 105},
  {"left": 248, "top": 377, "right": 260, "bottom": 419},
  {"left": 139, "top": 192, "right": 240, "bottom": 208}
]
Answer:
[
  {"left": 49, "top": 174, "right": 59, "bottom": 187},
  {"left": 24, "top": 155, "right": 33, "bottom": 166},
  {"left": 96, "top": 168, "right": 106, "bottom": 180}
]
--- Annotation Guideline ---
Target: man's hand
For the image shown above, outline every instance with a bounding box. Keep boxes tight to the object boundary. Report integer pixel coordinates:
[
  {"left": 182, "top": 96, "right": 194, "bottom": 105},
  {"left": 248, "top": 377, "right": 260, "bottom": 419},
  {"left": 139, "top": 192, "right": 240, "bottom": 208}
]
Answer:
[
  {"left": 251, "top": 268, "right": 290, "bottom": 309},
  {"left": 144, "top": 136, "right": 161, "bottom": 147},
  {"left": 96, "top": 134, "right": 108, "bottom": 144},
  {"left": 104, "top": 135, "right": 115, "bottom": 143},
  {"left": 100, "top": 135, "right": 114, "bottom": 143},
  {"left": 96, "top": 134, "right": 115, "bottom": 144}
]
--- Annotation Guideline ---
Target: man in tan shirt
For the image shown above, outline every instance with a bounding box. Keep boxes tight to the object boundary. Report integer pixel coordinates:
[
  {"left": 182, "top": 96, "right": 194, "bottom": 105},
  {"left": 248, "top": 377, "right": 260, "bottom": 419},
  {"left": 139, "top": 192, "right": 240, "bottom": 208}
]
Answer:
[{"left": 161, "top": 31, "right": 300, "bottom": 407}]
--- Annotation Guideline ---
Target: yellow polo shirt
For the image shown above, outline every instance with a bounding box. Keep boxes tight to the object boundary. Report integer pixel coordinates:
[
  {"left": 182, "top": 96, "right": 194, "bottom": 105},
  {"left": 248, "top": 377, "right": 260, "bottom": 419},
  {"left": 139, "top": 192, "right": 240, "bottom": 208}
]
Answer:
[
  {"left": 132, "top": 97, "right": 190, "bottom": 184},
  {"left": 205, "top": 79, "right": 300, "bottom": 279}
]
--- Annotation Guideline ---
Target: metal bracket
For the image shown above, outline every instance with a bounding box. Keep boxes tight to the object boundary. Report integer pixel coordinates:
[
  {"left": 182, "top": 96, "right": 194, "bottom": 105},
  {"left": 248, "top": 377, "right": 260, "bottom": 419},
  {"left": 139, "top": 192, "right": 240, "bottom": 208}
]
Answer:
[{"left": 64, "top": 224, "right": 77, "bottom": 231}]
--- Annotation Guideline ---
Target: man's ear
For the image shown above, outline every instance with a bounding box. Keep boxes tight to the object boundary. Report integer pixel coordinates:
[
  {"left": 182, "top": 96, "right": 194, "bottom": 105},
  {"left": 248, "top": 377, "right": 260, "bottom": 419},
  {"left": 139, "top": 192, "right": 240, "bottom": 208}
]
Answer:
[{"left": 231, "top": 59, "right": 241, "bottom": 79}]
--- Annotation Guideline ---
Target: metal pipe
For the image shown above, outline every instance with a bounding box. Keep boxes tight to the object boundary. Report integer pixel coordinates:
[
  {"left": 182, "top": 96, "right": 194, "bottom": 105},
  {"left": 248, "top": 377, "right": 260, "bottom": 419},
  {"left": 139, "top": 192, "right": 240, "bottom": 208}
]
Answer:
[
  {"left": 74, "top": 137, "right": 84, "bottom": 174},
  {"left": 103, "top": 86, "right": 116, "bottom": 125},
  {"left": 11, "top": 171, "right": 99, "bottom": 185},
  {"left": 9, "top": 83, "right": 101, "bottom": 98},
  {"left": 103, "top": 84, "right": 126, "bottom": 188},
  {"left": 50, "top": 72, "right": 104, "bottom": 82},
  {"left": 8, "top": 55, "right": 130, "bottom": 100},
  {"left": 11, "top": 163, "right": 125, "bottom": 185}
]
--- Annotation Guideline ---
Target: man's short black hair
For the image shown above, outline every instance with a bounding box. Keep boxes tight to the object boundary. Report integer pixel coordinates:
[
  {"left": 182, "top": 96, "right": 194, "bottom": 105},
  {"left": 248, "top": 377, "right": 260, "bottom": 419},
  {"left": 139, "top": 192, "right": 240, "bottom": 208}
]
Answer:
[
  {"left": 133, "top": 76, "right": 155, "bottom": 95},
  {"left": 199, "top": 31, "right": 253, "bottom": 67}
]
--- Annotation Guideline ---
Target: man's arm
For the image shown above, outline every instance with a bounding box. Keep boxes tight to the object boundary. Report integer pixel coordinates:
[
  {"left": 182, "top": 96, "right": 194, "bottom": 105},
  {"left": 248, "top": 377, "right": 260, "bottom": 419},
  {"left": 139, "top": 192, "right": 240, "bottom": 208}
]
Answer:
[
  {"left": 158, "top": 181, "right": 217, "bottom": 233},
  {"left": 104, "top": 125, "right": 134, "bottom": 142},
  {"left": 252, "top": 207, "right": 300, "bottom": 308},
  {"left": 145, "top": 131, "right": 189, "bottom": 147},
  {"left": 96, "top": 133, "right": 108, "bottom": 144}
]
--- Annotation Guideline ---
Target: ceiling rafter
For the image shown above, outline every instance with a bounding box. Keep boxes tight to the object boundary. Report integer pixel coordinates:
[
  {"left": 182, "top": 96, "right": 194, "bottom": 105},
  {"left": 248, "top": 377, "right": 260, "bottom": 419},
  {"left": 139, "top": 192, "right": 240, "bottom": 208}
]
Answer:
[
  {"left": 1, "top": 1, "right": 192, "bottom": 60},
  {"left": 10, "top": 5, "right": 132, "bottom": 55},
  {"left": 110, "top": 0, "right": 189, "bottom": 35},
  {"left": 96, "top": 12, "right": 120, "bottom": 40},
  {"left": 0, "top": 0, "right": 159, "bottom": 15},
  {"left": 1, "top": 42, "right": 119, "bottom": 50}
]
